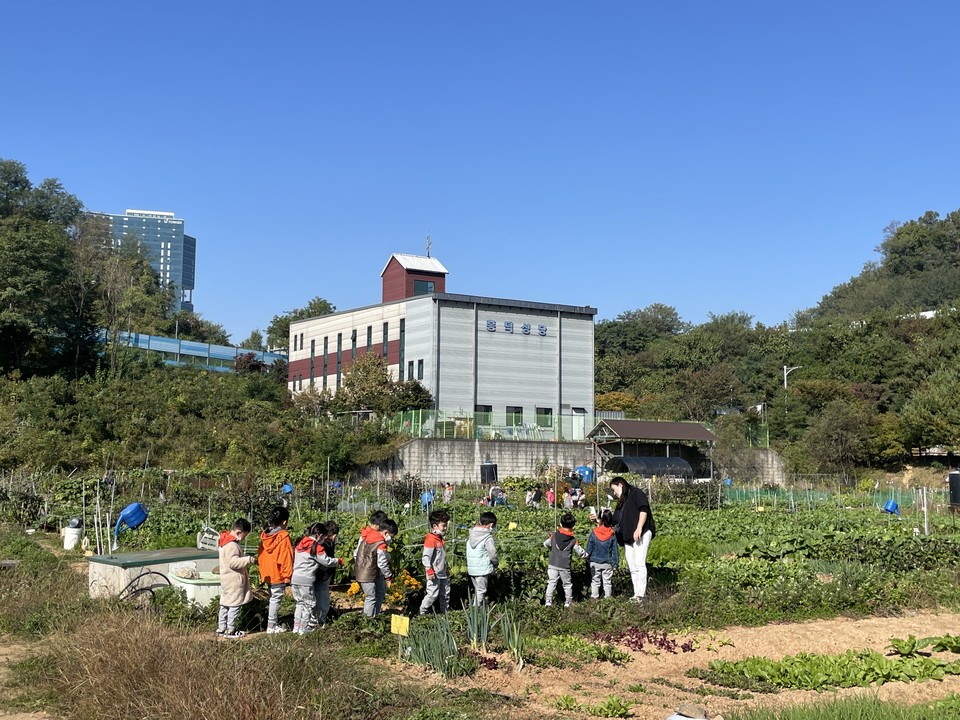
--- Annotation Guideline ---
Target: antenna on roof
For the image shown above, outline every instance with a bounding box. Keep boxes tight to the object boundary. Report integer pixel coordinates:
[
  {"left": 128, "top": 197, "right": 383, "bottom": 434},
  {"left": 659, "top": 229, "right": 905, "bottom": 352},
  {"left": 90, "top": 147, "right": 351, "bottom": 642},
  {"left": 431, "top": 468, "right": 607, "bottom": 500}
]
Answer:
[{"left": 425, "top": 234, "right": 431, "bottom": 257}]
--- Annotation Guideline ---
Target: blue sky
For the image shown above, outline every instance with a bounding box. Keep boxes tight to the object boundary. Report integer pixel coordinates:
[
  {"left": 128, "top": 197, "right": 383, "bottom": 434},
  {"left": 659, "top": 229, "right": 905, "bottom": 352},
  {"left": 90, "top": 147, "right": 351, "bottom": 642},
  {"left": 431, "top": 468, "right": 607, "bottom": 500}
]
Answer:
[{"left": 4, "top": 2, "right": 959, "bottom": 342}]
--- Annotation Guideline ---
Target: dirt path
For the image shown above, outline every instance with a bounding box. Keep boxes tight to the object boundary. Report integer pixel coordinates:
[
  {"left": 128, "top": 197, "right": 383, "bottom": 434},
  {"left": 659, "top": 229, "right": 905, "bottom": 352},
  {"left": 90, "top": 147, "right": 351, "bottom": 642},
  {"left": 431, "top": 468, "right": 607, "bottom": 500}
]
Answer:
[{"left": 460, "top": 609, "right": 960, "bottom": 719}]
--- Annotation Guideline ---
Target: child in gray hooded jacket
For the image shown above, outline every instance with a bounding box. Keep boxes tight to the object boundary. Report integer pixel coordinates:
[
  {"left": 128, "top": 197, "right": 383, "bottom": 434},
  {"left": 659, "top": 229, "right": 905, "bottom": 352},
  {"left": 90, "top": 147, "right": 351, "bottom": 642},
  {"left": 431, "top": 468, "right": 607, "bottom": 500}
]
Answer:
[
  {"left": 544, "top": 513, "right": 588, "bottom": 608},
  {"left": 291, "top": 522, "right": 341, "bottom": 634},
  {"left": 466, "top": 511, "right": 499, "bottom": 605}
]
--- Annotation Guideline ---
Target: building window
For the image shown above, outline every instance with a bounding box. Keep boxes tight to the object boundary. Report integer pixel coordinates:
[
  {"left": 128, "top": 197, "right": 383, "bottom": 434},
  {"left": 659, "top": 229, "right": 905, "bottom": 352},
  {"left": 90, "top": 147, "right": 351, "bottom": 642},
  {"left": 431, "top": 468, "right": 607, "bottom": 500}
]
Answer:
[
  {"left": 299, "top": 333, "right": 304, "bottom": 351},
  {"left": 310, "top": 339, "right": 315, "bottom": 384},
  {"left": 351, "top": 328, "right": 357, "bottom": 359},
  {"left": 382, "top": 322, "right": 388, "bottom": 359},
  {"left": 536, "top": 407, "right": 553, "bottom": 428},
  {"left": 293, "top": 334, "right": 298, "bottom": 352},
  {"left": 336, "top": 333, "right": 342, "bottom": 389},
  {"left": 398, "top": 319, "right": 405, "bottom": 381},
  {"left": 475, "top": 405, "right": 492, "bottom": 425},
  {"left": 417, "top": 359, "right": 423, "bottom": 380},
  {"left": 366, "top": 325, "right": 372, "bottom": 352},
  {"left": 322, "top": 337, "right": 328, "bottom": 389},
  {"left": 408, "top": 360, "right": 414, "bottom": 380},
  {"left": 414, "top": 279, "right": 435, "bottom": 296},
  {"left": 506, "top": 406, "right": 523, "bottom": 426}
]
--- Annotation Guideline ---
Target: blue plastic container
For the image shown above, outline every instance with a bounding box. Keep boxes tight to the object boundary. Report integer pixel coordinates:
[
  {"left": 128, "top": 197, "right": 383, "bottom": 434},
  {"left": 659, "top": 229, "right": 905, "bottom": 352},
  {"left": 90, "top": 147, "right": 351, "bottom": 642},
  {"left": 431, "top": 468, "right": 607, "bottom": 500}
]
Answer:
[
  {"left": 113, "top": 502, "right": 148, "bottom": 539},
  {"left": 281, "top": 483, "right": 294, "bottom": 495},
  {"left": 883, "top": 500, "right": 900, "bottom": 516},
  {"left": 575, "top": 465, "right": 595, "bottom": 484},
  {"left": 111, "top": 502, "right": 148, "bottom": 551}
]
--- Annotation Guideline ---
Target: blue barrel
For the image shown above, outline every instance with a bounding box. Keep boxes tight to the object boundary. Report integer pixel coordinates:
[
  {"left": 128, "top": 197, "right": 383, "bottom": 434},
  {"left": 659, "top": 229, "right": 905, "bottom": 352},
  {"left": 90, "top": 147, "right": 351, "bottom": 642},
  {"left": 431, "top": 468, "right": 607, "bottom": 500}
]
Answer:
[{"left": 883, "top": 500, "right": 899, "bottom": 515}]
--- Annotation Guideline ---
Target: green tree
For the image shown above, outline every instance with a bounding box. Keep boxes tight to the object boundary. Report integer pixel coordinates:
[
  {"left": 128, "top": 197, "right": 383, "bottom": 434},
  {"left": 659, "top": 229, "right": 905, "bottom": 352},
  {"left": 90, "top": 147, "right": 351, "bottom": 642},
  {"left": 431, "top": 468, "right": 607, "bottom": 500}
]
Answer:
[
  {"left": 0, "top": 216, "right": 72, "bottom": 374},
  {"left": 595, "top": 303, "right": 689, "bottom": 359},
  {"left": 804, "top": 398, "right": 873, "bottom": 474},
  {"left": 267, "top": 296, "right": 336, "bottom": 352},
  {"left": 167, "top": 311, "right": 230, "bottom": 345},
  {"left": 238, "top": 329, "right": 266, "bottom": 351},
  {"left": 901, "top": 365, "right": 960, "bottom": 450}
]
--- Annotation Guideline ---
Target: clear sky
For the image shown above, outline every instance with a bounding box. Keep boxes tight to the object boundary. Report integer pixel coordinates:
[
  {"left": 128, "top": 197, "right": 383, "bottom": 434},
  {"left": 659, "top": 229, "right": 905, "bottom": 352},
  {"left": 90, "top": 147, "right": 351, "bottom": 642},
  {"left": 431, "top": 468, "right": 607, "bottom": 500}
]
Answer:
[{"left": 4, "top": 2, "right": 959, "bottom": 342}]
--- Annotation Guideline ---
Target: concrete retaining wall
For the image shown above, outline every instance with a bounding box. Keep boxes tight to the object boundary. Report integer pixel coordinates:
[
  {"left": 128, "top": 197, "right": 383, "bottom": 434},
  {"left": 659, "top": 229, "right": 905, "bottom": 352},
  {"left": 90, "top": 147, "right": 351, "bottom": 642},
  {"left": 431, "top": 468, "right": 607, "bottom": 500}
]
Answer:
[{"left": 351, "top": 438, "right": 595, "bottom": 485}]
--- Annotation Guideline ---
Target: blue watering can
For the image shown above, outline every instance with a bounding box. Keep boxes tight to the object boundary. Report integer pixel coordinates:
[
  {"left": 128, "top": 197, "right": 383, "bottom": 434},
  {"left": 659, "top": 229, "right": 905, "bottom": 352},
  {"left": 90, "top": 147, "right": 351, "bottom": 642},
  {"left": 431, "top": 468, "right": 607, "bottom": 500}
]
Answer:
[
  {"left": 112, "top": 502, "right": 148, "bottom": 551},
  {"left": 883, "top": 500, "right": 900, "bottom": 517}
]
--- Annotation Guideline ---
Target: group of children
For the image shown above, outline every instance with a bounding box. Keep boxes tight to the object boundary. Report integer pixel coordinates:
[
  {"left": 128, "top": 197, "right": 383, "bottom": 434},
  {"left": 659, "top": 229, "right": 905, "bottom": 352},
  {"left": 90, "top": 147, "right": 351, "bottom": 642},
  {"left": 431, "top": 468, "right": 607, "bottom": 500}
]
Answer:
[
  {"left": 215, "top": 501, "right": 617, "bottom": 638},
  {"left": 216, "top": 506, "right": 342, "bottom": 638}
]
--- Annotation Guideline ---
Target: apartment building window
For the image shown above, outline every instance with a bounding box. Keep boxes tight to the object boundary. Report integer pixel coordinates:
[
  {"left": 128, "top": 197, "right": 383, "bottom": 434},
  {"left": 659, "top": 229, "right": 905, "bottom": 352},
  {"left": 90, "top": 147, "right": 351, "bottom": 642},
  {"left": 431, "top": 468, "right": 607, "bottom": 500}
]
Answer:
[
  {"left": 336, "top": 333, "right": 342, "bottom": 389},
  {"left": 351, "top": 328, "right": 357, "bottom": 359},
  {"left": 398, "top": 319, "right": 405, "bottom": 380},
  {"left": 322, "top": 337, "right": 328, "bottom": 390},
  {"left": 299, "top": 333, "right": 304, "bottom": 352},
  {"left": 366, "top": 325, "right": 372, "bottom": 352},
  {"left": 382, "top": 322, "right": 389, "bottom": 359},
  {"left": 293, "top": 334, "right": 298, "bottom": 352},
  {"left": 506, "top": 406, "right": 523, "bottom": 426},
  {"left": 309, "top": 339, "right": 315, "bottom": 385}
]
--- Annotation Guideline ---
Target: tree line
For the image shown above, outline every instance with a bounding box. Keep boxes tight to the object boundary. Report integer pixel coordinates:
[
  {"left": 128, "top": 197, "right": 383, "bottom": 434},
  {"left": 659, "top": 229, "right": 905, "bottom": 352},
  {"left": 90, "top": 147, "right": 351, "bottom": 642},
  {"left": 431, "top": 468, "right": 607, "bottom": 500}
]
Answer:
[{"left": 3, "top": 157, "right": 958, "bottom": 477}]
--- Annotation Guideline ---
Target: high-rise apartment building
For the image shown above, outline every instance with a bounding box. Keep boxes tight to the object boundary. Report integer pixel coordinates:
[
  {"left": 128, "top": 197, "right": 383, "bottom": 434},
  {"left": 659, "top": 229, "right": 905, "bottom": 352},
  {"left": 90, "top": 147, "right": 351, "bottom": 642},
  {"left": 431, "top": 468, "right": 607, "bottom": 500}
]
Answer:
[{"left": 88, "top": 209, "right": 196, "bottom": 313}]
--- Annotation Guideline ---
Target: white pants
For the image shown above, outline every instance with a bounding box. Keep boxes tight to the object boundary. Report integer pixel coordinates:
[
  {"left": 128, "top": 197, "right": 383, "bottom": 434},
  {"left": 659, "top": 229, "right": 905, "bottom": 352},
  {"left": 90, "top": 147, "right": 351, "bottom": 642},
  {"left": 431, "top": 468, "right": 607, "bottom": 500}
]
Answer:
[
  {"left": 267, "top": 582, "right": 287, "bottom": 630},
  {"left": 291, "top": 583, "right": 316, "bottom": 632},
  {"left": 590, "top": 562, "right": 614, "bottom": 598},
  {"left": 470, "top": 575, "right": 490, "bottom": 605},
  {"left": 419, "top": 577, "right": 450, "bottom": 614},
  {"left": 545, "top": 566, "right": 573, "bottom": 606},
  {"left": 624, "top": 531, "right": 652, "bottom": 598},
  {"left": 217, "top": 605, "right": 240, "bottom": 634},
  {"left": 360, "top": 576, "right": 386, "bottom": 617}
]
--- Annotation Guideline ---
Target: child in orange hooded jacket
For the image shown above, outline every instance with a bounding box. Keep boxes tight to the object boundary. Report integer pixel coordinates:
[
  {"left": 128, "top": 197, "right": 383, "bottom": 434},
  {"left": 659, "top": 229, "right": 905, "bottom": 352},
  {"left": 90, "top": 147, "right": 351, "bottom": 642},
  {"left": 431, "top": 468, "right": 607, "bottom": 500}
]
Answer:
[
  {"left": 586, "top": 509, "right": 619, "bottom": 600},
  {"left": 258, "top": 506, "right": 293, "bottom": 633}
]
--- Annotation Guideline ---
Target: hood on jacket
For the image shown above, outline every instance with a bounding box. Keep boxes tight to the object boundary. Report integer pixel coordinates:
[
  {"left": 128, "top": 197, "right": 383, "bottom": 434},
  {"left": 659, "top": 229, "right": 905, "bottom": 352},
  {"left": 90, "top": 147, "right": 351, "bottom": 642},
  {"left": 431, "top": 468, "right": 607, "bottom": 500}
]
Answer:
[
  {"left": 592, "top": 526, "right": 615, "bottom": 542},
  {"left": 360, "top": 526, "right": 385, "bottom": 544},
  {"left": 219, "top": 530, "right": 237, "bottom": 547},
  {"left": 468, "top": 526, "right": 493, "bottom": 548},
  {"left": 260, "top": 527, "right": 290, "bottom": 555},
  {"left": 295, "top": 536, "right": 320, "bottom": 553}
]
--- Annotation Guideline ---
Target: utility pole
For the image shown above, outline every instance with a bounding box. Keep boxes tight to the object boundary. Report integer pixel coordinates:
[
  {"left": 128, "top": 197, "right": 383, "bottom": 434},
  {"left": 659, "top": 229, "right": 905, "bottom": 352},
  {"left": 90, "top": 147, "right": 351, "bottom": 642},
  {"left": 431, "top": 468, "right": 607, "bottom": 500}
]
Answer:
[{"left": 783, "top": 365, "right": 801, "bottom": 418}]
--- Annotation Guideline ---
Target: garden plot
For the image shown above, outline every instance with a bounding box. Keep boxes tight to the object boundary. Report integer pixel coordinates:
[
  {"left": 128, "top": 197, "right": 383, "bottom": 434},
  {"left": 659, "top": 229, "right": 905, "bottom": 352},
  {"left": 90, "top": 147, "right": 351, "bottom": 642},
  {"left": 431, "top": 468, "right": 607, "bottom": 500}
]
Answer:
[{"left": 449, "top": 611, "right": 960, "bottom": 719}]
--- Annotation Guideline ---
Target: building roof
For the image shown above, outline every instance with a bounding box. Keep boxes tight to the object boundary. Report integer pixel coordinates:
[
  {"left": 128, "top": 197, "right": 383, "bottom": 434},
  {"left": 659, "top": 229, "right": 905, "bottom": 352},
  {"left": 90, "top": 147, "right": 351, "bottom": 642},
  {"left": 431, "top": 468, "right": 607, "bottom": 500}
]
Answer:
[
  {"left": 380, "top": 253, "right": 449, "bottom": 277},
  {"left": 588, "top": 419, "right": 716, "bottom": 443}
]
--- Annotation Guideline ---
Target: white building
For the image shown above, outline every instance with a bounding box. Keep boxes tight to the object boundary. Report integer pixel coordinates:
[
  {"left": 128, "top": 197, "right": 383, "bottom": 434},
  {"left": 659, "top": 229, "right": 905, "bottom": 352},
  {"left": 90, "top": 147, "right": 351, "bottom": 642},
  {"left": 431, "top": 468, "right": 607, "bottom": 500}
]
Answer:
[{"left": 288, "top": 254, "right": 597, "bottom": 439}]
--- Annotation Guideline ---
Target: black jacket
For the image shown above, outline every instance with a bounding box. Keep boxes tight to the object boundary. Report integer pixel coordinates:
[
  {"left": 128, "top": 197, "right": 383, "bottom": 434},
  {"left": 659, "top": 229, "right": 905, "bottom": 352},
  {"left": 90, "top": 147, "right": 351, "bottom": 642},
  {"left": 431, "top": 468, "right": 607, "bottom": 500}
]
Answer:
[{"left": 613, "top": 486, "right": 656, "bottom": 546}]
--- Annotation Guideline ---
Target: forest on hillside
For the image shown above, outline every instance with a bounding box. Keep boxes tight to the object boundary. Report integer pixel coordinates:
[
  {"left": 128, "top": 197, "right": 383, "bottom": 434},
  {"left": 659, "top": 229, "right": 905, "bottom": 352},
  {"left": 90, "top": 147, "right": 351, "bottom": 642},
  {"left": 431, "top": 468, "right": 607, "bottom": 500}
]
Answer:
[{"left": 2, "top": 157, "right": 959, "bottom": 478}]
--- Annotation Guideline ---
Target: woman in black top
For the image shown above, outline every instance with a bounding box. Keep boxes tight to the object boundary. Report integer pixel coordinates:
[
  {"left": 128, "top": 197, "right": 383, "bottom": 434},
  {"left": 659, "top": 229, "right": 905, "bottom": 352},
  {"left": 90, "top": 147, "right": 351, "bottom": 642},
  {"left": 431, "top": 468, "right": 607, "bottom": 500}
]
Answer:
[{"left": 609, "top": 476, "right": 655, "bottom": 601}]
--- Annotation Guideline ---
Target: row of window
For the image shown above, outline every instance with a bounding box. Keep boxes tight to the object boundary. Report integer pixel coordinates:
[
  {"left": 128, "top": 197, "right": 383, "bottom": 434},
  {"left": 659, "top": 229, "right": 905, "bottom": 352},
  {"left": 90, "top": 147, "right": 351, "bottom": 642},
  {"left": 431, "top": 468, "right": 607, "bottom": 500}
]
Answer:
[{"left": 474, "top": 405, "right": 554, "bottom": 427}]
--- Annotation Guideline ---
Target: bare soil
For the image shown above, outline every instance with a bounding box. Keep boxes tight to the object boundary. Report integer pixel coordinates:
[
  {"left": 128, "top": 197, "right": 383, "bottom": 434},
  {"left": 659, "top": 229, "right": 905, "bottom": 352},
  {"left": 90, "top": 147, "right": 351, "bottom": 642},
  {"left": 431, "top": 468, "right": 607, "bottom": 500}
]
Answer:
[{"left": 450, "top": 610, "right": 960, "bottom": 719}]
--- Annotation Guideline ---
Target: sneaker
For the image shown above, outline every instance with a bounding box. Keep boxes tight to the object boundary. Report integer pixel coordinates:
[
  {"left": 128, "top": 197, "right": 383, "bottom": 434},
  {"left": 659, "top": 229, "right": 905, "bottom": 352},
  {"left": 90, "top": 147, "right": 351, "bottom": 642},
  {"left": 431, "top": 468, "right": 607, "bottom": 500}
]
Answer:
[
  {"left": 630, "top": 596, "right": 646, "bottom": 604},
  {"left": 564, "top": 603, "right": 572, "bottom": 608},
  {"left": 222, "top": 630, "right": 245, "bottom": 639},
  {"left": 215, "top": 629, "right": 225, "bottom": 637},
  {"left": 266, "top": 625, "right": 288, "bottom": 634}
]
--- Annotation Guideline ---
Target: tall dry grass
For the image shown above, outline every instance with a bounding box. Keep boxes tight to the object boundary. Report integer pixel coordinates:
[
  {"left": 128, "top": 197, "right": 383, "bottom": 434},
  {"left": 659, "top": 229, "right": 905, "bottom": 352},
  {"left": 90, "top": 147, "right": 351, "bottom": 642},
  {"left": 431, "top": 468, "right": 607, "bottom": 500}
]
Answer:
[{"left": 19, "top": 610, "right": 431, "bottom": 720}]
